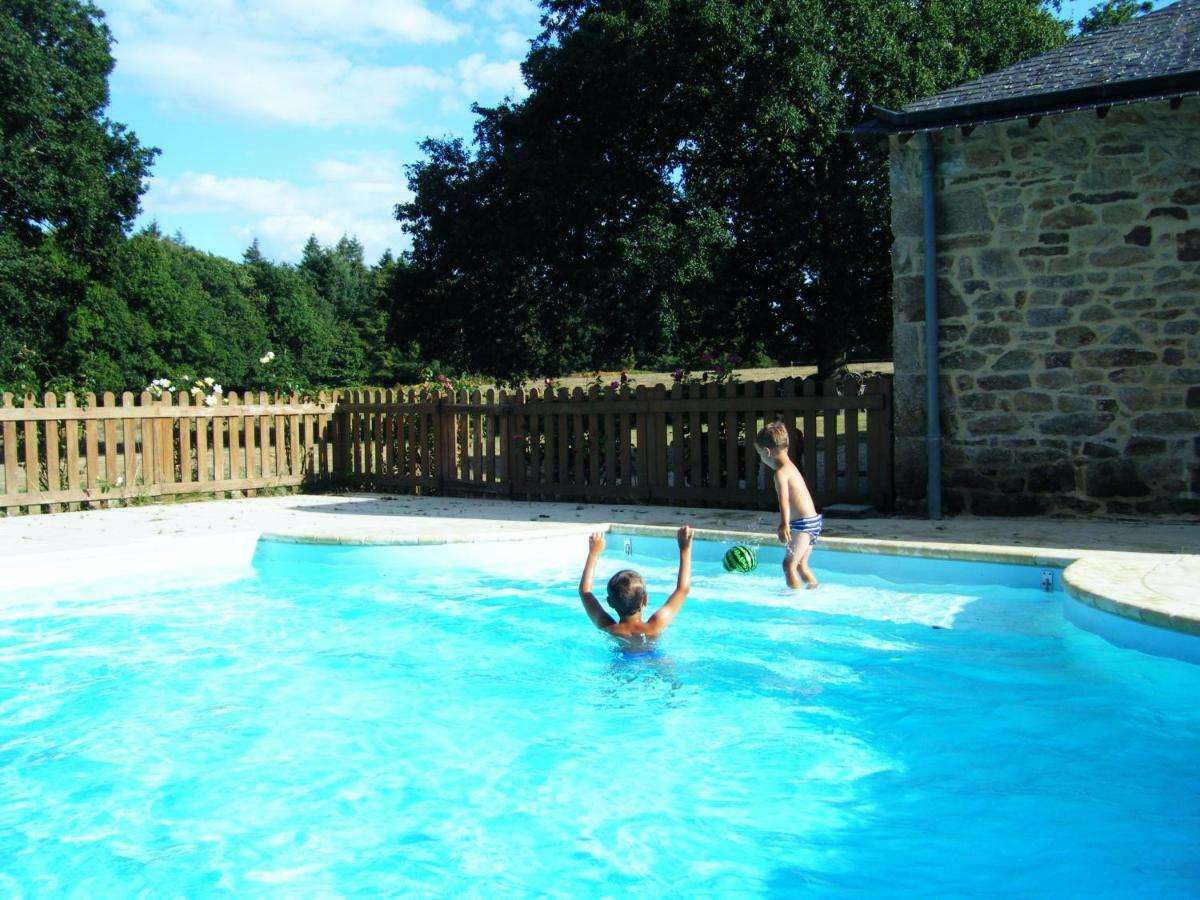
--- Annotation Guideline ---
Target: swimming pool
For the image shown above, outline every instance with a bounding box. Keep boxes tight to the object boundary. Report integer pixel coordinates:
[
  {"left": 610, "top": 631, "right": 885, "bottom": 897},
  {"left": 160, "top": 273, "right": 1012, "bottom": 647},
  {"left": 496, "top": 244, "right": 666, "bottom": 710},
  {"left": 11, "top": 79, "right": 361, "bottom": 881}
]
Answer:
[{"left": 1, "top": 533, "right": 1198, "bottom": 895}]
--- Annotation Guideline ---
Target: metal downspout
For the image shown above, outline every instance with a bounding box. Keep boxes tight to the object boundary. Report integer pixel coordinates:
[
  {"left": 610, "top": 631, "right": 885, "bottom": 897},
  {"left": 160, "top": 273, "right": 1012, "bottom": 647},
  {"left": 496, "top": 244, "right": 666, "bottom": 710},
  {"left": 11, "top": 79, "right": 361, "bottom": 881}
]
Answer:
[{"left": 921, "top": 132, "right": 943, "bottom": 520}]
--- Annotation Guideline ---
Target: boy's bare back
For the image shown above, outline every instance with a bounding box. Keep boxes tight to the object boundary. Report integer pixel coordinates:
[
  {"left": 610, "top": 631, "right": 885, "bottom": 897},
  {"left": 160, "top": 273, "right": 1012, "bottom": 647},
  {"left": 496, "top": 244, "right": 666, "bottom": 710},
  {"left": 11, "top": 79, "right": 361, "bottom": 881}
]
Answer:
[
  {"left": 578, "top": 527, "right": 694, "bottom": 643},
  {"left": 756, "top": 422, "right": 822, "bottom": 588}
]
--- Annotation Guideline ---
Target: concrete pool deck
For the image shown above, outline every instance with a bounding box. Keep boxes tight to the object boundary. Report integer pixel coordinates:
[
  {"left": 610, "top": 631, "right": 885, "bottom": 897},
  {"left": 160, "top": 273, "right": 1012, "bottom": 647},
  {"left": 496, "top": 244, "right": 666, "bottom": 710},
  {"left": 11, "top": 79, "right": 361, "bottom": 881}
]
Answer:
[{"left": 0, "top": 492, "right": 1196, "bottom": 637}]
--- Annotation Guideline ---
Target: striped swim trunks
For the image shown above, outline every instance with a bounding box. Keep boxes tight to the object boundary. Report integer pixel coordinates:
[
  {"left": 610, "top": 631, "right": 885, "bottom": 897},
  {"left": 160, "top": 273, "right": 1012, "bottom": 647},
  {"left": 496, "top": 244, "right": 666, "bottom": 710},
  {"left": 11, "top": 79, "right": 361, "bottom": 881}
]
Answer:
[{"left": 788, "top": 514, "right": 823, "bottom": 546}]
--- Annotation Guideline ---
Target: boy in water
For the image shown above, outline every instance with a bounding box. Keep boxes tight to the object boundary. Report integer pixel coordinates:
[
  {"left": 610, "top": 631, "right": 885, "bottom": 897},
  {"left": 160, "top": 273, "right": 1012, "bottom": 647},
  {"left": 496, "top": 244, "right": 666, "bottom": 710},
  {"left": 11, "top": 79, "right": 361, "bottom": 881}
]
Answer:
[
  {"left": 578, "top": 526, "right": 694, "bottom": 645},
  {"left": 756, "top": 421, "right": 821, "bottom": 588}
]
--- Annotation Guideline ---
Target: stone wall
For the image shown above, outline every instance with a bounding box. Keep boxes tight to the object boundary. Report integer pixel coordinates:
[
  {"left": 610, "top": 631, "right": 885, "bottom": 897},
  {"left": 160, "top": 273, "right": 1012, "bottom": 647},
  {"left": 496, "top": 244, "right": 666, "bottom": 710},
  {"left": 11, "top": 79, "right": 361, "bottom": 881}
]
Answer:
[{"left": 890, "top": 101, "right": 1200, "bottom": 517}]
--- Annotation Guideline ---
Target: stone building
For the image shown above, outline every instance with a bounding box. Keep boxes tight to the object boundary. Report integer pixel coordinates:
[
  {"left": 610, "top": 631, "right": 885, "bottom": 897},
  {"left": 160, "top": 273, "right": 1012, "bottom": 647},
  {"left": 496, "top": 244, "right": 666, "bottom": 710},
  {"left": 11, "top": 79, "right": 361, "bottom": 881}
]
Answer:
[{"left": 856, "top": 1, "right": 1200, "bottom": 518}]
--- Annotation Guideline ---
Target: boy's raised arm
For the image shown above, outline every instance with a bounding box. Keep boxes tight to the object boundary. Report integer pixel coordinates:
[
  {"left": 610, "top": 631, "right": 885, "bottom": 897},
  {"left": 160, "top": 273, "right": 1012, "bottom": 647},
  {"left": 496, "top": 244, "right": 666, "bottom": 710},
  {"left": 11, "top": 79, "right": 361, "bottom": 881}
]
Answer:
[
  {"left": 579, "top": 532, "right": 615, "bottom": 629},
  {"left": 648, "top": 526, "right": 694, "bottom": 632}
]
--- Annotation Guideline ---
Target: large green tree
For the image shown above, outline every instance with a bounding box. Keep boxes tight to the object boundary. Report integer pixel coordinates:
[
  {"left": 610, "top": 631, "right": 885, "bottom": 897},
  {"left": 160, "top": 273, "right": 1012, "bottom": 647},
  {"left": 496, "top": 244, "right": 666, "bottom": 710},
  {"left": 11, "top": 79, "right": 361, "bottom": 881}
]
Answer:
[
  {"left": 0, "top": 0, "right": 157, "bottom": 392},
  {"left": 0, "top": 0, "right": 156, "bottom": 252},
  {"left": 396, "top": 0, "right": 1069, "bottom": 379}
]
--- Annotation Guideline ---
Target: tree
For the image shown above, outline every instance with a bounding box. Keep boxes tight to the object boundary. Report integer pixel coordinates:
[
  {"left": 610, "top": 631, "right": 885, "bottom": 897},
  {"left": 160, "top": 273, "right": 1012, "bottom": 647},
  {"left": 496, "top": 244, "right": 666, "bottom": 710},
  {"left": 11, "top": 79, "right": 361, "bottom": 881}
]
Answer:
[
  {"left": 1077, "top": 0, "right": 1152, "bottom": 34},
  {"left": 396, "top": 0, "right": 1069, "bottom": 379},
  {"left": 0, "top": 0, "right": 157, "bottom": 253}
]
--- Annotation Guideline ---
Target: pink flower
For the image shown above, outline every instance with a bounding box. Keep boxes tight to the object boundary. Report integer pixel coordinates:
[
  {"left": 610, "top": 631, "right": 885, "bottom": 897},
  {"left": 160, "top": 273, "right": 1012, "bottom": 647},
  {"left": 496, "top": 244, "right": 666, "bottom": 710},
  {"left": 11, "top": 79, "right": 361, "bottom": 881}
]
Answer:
[
  {"left": 700, "top": 352, "right": 712, "bottom": 364},
  {"left": 727, "top": 352, "right": 740, "bottom": 364},
  {"left": 610, "top": 380, "right": 620, "bottom": 389},
  {"left": 672, "top": 368, "right": 685, "bottom": 382},
  {"left": 544, "top": 378, "right": 553, "bottom": 387}
]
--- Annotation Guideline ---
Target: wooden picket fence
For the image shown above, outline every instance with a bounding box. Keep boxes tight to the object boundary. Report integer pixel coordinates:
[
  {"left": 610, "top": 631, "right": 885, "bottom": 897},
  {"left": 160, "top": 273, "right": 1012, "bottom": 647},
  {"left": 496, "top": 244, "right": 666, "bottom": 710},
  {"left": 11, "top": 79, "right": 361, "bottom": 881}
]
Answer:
[
  {"left": 0, "top": 377, "right": 893, "bottom": 515},
  {"left": 338, "top": 376, "right": 893, "bottom": 511},
  {"left": 0, "top": 391, "right": 338, "bottom": 515}
]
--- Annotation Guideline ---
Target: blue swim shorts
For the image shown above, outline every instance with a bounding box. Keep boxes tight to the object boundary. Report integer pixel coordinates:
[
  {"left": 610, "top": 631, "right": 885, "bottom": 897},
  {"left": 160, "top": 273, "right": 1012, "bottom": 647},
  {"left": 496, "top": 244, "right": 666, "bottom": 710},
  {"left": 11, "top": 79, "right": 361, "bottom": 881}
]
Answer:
[{"left": 789, "top": 513, "right": 823, "bottom": 547}]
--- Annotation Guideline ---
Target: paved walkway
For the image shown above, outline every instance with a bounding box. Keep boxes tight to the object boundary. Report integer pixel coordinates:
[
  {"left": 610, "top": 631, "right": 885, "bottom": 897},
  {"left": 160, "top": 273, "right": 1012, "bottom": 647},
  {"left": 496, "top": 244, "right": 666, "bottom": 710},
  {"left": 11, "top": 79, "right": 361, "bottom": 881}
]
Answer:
[{"left": 1, "top": 492, "right": 1197, "bottom": 636}]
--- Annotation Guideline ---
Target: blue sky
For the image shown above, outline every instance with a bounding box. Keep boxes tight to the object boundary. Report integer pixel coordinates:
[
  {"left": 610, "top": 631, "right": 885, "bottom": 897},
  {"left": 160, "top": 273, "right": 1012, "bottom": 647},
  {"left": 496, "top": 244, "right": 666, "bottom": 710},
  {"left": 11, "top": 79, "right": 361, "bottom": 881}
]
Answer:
[{"left": 104, "top": 0, "right": 1162, "bottom": 265}]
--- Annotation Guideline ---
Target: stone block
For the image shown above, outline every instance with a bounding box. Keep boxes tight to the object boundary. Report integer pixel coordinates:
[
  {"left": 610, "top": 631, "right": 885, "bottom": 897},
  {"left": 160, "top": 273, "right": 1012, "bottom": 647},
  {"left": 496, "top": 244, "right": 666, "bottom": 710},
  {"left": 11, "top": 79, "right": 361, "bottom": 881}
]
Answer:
[
  {"left": 1080, "top": 349, "right": 1158, "bottom": 368},
  {"left": 1019, "top": 246, "right": 1068, "bottom": 257},
  {"left": 1046, "top": 255, "right": 1086, "bottom": 274},
  {"left": 1112, "top": 297, "right": 1155, "bottom": 312},
  {"left": 1027, "top": 308, "right": 1072, "bottom": 327},
  {"left": 1061, "top": 289, "right": 1093, "bottom": 306},
  {"left": 1039, "top": 232, "right": 1069, "bottom": 244},
  {"left": 975, "top": 291, "right": 1010, "bottom": 310},
  {"left": 938, "top": 279, "right": 968, "bottom": 318},
  {"left": 1148, "top": 206, "right": 1189, "bottom": 220},
  {"left": 1188, "top": 386, "right": 1200, "bottom": 409},
  {"left": 1125, "top": 436, "right": 1167, "bottom": 455},
  {"left": 1123, "top": 225, "right": 1152, "bottom": 246},
  {"left": 1044, "top": 352, "right": 1072, "bottom": 369},
  {"left": 1013, "top": 392, "right": 1053, "bottom": 412},
  {"left": 1041, "top": 206, "right": 1096, "bottom": 229},
  {"left": 1032, "top": 274, "right": 1085, "bottom": 288},
  {"left": 1080, "top": 441, "right": 1120, "bottom": 459},
  {"left": 892, "top": 194, "right": 924, "bottom": 237},
  {"left": 992, "top": 349, "right": 1036, "bottom": 370},
  {"left": 1096, "top": 144, "right": 1144, "bottom": 156},
  {"left": 1040, "top": 413, "right": 1113, "bottom": 436},
  {"left": 1057, "top": 396, "right": 1093, "bottom": 413},
  {"left": 967, "top": 325, "right": 1011, "bottom": 347},
  {"left": 1084, "top": 460, "right": 1151, "bottom": 498},
  {"left": 1089, "top": 246, "right": 1153, "bottom": 267},
  {"left": 1177, "top": 229, "right": 1200, "bottom": 262},
  {"left": 1037, "top": 371, "right": 1074, "bottom": 389},
  {"left": 962, "top": 393, "right": 1000, "bottom": 413},
  {"left": 940, "top": 349, "right": 987, "bottom": 370},
  {"left": 1055, "top": 326, "right": 1096, "bottom": 348},
  {"left": 938, "top": 324, "right": 968, "bottom": 345},
  {"left": 1117, "top": 386, "right": 1156, "bottom": 412},
  {"left": 1028, "top": 463, "right": 1076, "bottom": 493},
  {"left": 1170, "top": 185, "right": 1200, "bottom": 205},
  {"left": 1052, "top": 497, "right": 1103, "bottom": 515},
  {"left": 1068, "top": 191, "right": 1138, "bottom": 205},
  {"left": 1133, "top": 412, "right": 1199, "bottom": 435},
  {"left": 977, "top": 374, "right": 1030, "bottom": 391},
  {"left": 1101, "top": 204, "right": 1142, "bottom": 225},
  {"left": 940, "top": 189, "right": 993, "bottom": 235},
  {"left": 1077, "top": 304, "right": 1114, "bottom": 323}
]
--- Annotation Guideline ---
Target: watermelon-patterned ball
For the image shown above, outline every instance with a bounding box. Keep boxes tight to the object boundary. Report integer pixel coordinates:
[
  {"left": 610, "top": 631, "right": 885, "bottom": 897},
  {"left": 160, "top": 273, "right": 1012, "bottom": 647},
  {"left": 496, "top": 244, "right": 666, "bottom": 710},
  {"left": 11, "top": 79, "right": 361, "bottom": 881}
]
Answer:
[{"left": 723, "top": 544, "right": 757, "bottom": 573}]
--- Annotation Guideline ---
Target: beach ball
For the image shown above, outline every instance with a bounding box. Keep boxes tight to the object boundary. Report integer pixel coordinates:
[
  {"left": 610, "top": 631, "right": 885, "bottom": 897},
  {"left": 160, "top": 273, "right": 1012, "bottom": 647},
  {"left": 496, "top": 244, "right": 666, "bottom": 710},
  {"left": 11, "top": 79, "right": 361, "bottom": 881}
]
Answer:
[{"left": 723, "top": 544, "right": 757, "bottom": 573}]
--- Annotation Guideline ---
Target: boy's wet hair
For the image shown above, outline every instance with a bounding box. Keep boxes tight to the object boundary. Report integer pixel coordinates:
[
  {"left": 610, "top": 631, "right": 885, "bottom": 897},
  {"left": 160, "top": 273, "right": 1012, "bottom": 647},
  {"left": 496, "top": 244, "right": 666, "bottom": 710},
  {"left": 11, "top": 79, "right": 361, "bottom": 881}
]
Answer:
[
  {"left": 607, "top": 569, "right": 647, "bottom": 617},
  {"left": 755, "top": 421, "right": 789, "bottom": 451}
]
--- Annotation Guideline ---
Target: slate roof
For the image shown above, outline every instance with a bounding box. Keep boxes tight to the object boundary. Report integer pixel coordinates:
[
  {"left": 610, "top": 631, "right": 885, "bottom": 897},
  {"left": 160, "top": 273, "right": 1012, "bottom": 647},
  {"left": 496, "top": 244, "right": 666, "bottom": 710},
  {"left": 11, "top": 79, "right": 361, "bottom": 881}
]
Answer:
[{"left": 855, "top": 0, "right": 1200, "bottom": 135}]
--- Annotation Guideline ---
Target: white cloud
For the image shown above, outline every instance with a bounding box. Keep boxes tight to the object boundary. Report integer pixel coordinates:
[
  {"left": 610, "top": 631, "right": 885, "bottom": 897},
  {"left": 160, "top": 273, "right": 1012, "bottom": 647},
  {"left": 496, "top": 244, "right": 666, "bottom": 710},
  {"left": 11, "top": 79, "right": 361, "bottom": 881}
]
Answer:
[
  {"left": 109, "top": 0, "right": 465, "bottom": 46},
  {"left": 107, "top": 1, "right": 537, "bottom": 127},
  {"left": 115, "top": 30, "right": 451, "bottom": 127},
  {"left": 457, "top": 53, "right": 528, "bottom": 102},
  {"left": 143, "top": 153, "right": 413, "bottom": 262},
  {"left": 483, "top": 0, "right": 538, "bottom": 21},
  {"left": 495, "top": 28, "right": 529, "bottom": 55}
]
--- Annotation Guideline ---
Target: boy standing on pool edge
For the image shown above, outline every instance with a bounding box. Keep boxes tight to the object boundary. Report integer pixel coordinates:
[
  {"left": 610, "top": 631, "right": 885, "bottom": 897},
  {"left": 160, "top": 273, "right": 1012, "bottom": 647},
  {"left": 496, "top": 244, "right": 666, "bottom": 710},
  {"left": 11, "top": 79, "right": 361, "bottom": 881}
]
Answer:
[
  {"left": 578, "top": 526, "right": 694, "bottom": 644},
  {"left": 756, "top": 421, "right": 822, "bottom": 589}
]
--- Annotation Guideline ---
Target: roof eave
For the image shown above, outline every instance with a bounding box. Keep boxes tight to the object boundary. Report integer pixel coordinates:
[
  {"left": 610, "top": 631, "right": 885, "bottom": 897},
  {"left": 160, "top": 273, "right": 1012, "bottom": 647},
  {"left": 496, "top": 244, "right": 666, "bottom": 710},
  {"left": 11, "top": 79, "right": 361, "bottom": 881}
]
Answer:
[{"left": 848, "top": 70, "right": 1200, "bottom": 138}]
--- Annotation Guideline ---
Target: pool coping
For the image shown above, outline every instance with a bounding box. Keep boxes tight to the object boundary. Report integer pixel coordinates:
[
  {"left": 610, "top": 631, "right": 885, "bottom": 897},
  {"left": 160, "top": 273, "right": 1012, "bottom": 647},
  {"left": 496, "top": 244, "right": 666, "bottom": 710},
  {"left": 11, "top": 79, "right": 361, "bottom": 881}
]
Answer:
[
  {"left": 0, "top": 493, "right": 1195, "bottom": 641},
  {"left": 610, "top": 524, "right": 1200, "bottom": 639}
]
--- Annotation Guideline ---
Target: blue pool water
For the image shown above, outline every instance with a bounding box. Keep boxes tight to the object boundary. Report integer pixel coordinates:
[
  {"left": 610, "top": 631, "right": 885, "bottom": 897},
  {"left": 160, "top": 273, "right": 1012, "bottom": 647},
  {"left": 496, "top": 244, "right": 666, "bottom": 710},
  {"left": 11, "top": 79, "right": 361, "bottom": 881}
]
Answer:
[{"left": 1, "top": 534, "right": 1198, "bottom": 896}]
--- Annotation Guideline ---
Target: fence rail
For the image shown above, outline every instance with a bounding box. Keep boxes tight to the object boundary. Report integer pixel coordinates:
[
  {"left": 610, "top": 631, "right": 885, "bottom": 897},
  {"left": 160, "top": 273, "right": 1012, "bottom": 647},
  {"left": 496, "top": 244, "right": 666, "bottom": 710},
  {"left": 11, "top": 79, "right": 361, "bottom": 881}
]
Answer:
[
  {"left": 0, "top": 391, "right": 338, "bottom": 514},
  {"left": 341, "top": 376, "right": 893, "bottom": 511},
  {"left": 1, "top": 377, "right": 893, "bottom": 516}
]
